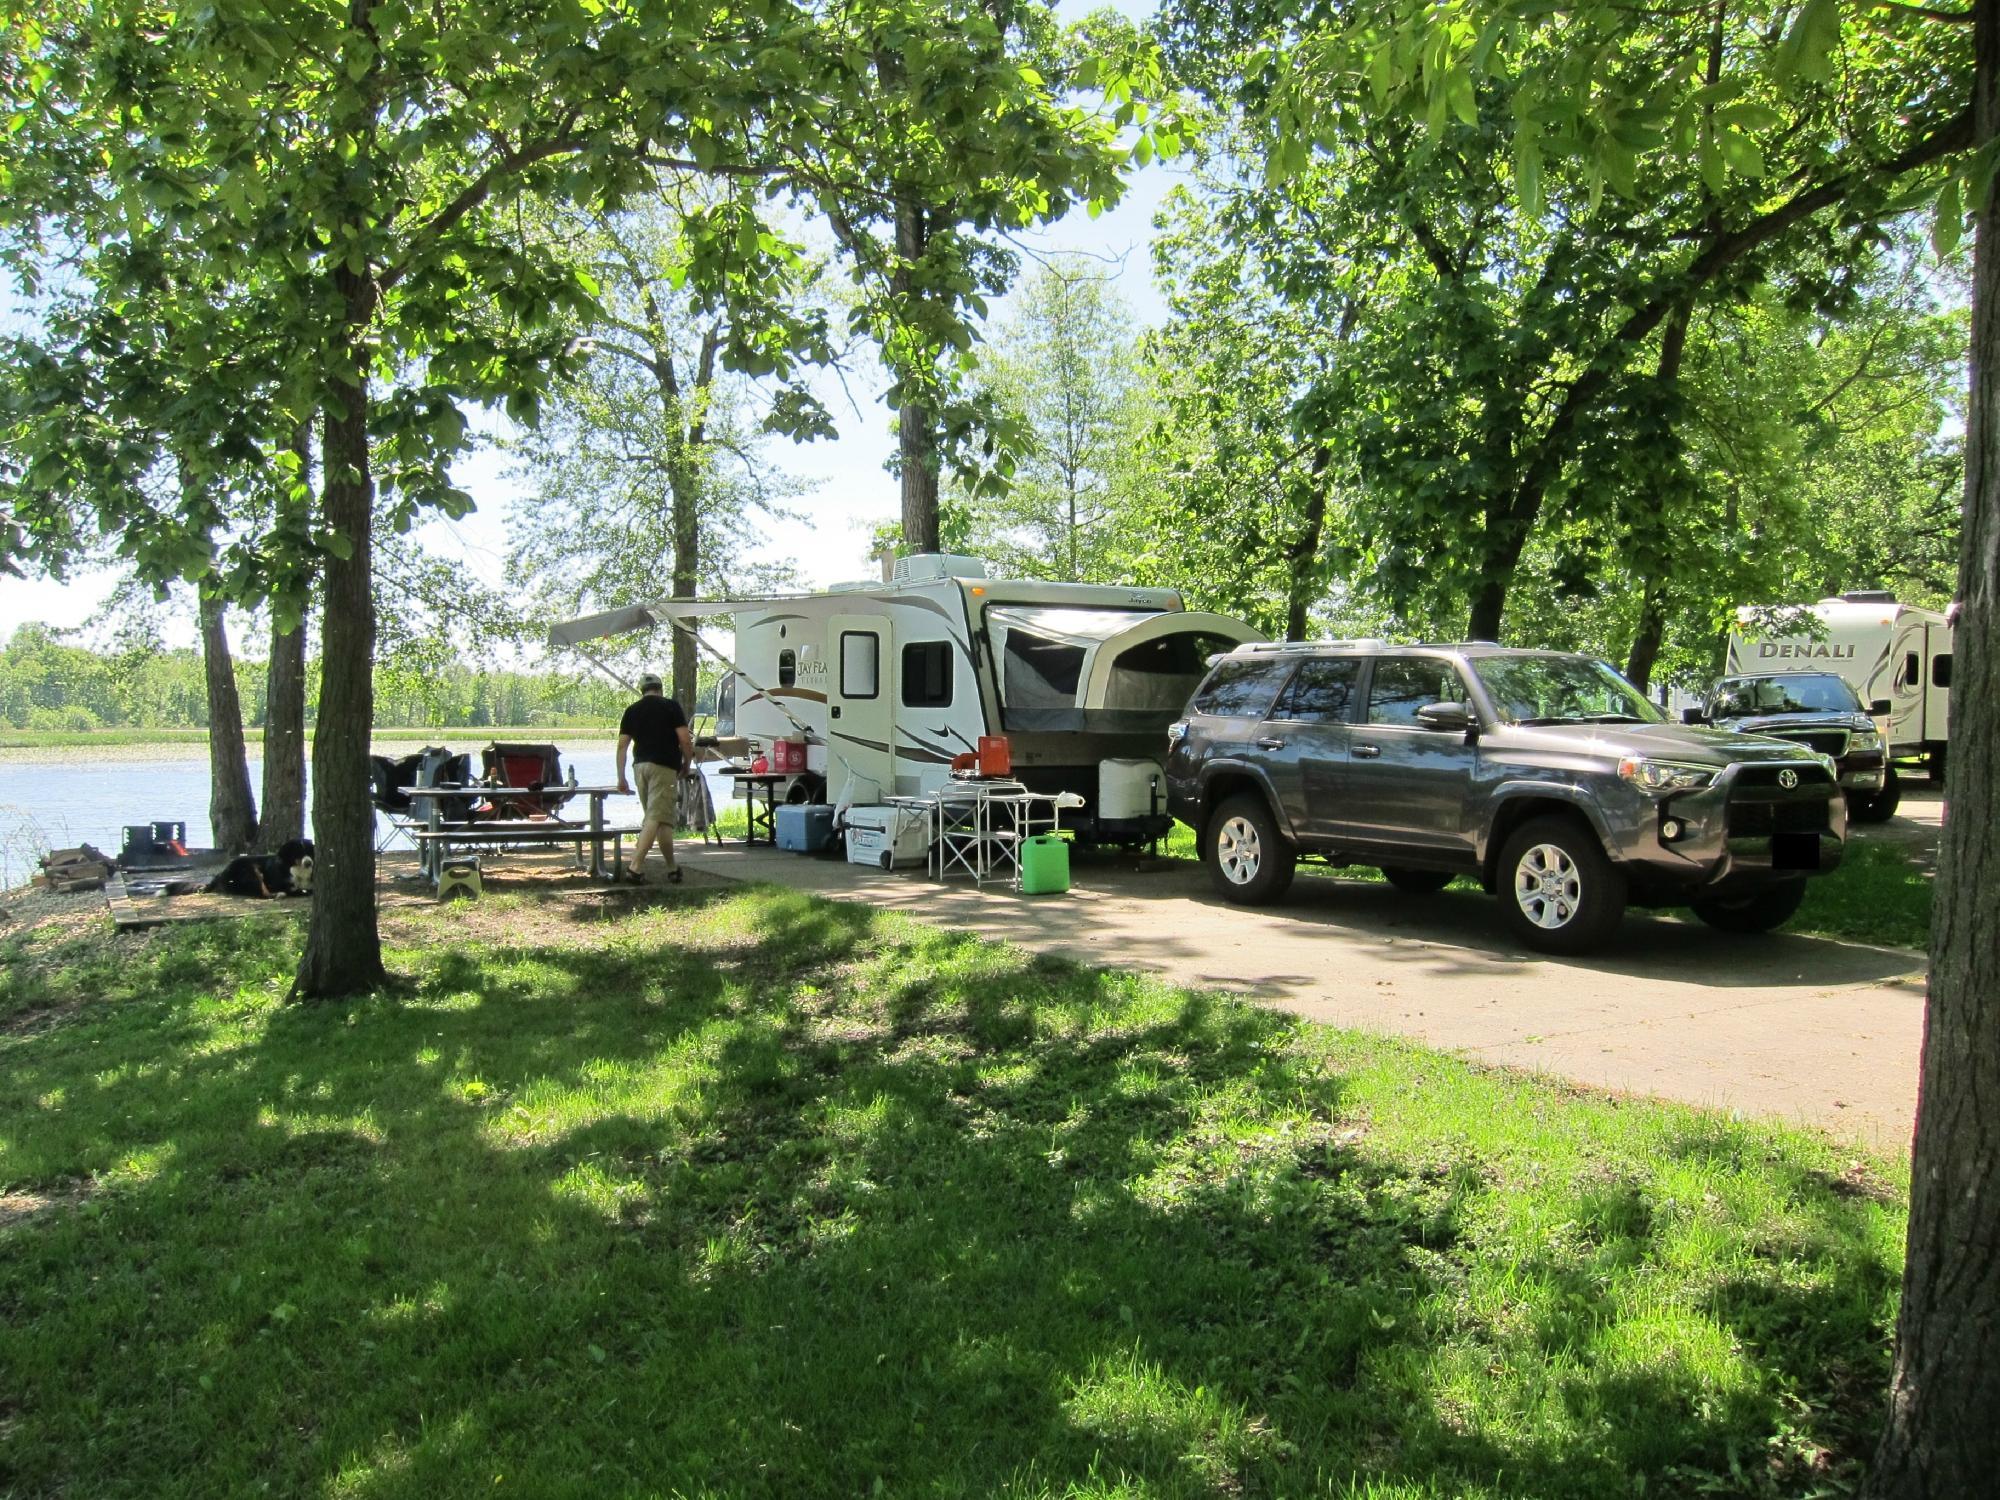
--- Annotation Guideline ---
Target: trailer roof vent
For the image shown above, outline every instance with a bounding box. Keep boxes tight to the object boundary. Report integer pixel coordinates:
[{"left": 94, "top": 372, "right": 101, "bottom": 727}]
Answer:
[
  {"left": 1839, "top": 589, "right": 1897, "bottom": 604},
  {"left": 894, "top": 553, "right": 988, "bottom": 583}
]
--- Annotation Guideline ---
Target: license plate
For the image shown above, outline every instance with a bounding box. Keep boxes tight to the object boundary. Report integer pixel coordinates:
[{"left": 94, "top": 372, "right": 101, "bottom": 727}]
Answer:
[{"left": 1773, "top": 832, "right": 1822, "bottom": 870}]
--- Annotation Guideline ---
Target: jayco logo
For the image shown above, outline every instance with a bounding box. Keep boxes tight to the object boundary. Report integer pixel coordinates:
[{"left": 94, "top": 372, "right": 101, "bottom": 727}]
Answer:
[{"left": 1758, "top": 643, "right": 1855, "bottom": 661}]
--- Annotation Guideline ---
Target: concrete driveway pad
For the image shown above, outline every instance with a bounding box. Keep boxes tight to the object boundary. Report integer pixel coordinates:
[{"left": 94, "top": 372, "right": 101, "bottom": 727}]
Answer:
[{"left": 679, "top": 842, "right": 1925, "bottom": 1153}]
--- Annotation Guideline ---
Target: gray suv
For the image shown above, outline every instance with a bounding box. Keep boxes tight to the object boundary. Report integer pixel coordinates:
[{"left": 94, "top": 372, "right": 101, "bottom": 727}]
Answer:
[{"left": 1166, "top": 643, "right": 1848, "bottom": 953}]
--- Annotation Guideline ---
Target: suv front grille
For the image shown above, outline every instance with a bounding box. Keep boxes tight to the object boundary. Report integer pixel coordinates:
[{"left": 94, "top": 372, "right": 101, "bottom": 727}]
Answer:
[
  {"left": 1728, "top": 799, "right": 1831, "bottom": 838},
  {"left": 1765, "top": 728, "right": 1850, "bottom": 758},
  {"left": 1733, "top": 764, "right": 1835, "bottom": 791}
]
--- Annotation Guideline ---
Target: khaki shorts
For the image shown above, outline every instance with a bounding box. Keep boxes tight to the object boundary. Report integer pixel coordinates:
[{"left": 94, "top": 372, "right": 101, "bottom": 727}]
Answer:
[{"left": 634, "top": 761, "right": 679, "bottom": 826}]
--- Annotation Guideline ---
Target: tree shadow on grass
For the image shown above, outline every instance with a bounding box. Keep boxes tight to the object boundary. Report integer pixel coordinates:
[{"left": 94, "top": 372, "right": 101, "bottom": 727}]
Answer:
[{"left": 0, "top": 891, "right": 1901, "bottom": 1499}]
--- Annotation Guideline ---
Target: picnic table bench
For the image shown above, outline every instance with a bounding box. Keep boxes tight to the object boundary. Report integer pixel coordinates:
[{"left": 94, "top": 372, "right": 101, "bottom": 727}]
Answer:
[{"left": 411, "top": 822, "right": 645, "bottom": 884}]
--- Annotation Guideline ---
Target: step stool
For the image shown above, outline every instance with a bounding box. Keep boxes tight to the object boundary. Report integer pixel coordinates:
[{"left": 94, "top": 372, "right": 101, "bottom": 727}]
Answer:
[{"left": 436, "top": 856, "right": 482, "bottom": 901}]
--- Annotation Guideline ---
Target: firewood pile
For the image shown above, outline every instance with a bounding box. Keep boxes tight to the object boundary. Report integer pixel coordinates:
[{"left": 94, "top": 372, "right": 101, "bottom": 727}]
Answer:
[{"left": 39, "top": 845, "right": 116, "bottom": 893}]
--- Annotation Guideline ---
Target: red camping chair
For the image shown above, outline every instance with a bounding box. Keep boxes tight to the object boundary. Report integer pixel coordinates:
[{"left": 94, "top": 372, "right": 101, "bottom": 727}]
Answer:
[{"left": 478, "top": 743, "right": 577, "bottom": 821}]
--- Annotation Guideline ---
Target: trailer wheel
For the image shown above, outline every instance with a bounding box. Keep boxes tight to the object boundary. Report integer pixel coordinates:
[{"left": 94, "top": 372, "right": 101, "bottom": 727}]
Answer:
[{"left": 1927, "top": 746, "right": 1947, "bottom": 786}]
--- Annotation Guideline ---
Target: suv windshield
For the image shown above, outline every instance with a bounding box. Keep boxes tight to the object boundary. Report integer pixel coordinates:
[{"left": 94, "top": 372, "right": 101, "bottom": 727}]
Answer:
[
  {"left": 1472, "top": 655, "right": 1664, "bottom": 726},
  {"left": 1709, "top": 673, "right": 1863, "bottom": 717}
]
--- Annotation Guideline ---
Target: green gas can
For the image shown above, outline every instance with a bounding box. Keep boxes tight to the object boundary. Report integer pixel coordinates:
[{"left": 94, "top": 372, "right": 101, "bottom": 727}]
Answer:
[{"left": 1019, "top": 834, "right": 1071, "bottom": 895}]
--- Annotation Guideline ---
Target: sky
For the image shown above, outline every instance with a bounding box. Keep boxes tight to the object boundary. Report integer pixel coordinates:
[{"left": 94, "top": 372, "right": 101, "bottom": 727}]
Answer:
[{"left": 0, "top": 1, "right": 1175, "bottom": 653}]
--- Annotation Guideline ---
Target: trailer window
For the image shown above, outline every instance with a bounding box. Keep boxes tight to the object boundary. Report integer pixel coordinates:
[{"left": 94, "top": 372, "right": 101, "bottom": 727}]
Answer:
[
  {"left": 1934, "top": 654, "right": 1953, "bottom": 689},
  {"left": 1001, "top": 630, "right": 1085, "bottom": 711},
  {"left": 901, "top": 642, "right": 953, "bottom": 708},
  {"left": 716, "top": 673, "right": 737, "bottom": 735},
  {"left": 1904, "top": 652, "right": 1921, "bottom": 687},
  {"left": 839, "top": 631, "right": 879, "bottom": 699},
  {"left": 778, "top": 649, "right": 797, "bottom": 689},
  {"left": 1104, "top": 631, "right": 1240, "bottom": 712}
]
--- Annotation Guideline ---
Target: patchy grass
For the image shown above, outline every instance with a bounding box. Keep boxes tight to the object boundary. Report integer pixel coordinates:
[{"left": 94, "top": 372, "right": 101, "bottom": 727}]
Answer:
[
  {"left": 2, "top": 889, "right": 1905, "bottom": 1498},
  {"left": 1790, "top": 841, "right": 1933, "bottom": 951}
]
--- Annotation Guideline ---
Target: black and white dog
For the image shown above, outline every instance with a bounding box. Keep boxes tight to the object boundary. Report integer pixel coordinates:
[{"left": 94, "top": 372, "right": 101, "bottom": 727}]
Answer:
[{"left": 207, "top": 839, "right": 316, "bottom": 899}]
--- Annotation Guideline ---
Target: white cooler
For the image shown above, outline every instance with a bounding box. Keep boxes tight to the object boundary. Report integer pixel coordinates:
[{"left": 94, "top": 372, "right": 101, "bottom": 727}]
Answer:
[{"left": 844, "top": 803, "right": 931, "bottom": 870}]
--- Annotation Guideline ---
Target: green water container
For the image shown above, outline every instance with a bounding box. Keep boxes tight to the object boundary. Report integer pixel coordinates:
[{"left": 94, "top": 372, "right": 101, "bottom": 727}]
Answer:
[{"left": 1019, "top": 834, "right": 1071, "bottom": 895}]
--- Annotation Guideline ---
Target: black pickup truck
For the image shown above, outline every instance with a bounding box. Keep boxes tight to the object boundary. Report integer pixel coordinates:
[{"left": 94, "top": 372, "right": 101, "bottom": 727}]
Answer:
[{"left": 1681, "top": 671, "right": 1896, "bottom": 822}]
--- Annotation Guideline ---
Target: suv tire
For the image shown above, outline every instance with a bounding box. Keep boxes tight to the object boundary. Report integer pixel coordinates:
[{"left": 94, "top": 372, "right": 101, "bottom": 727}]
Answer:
[
  {"left": 1382, "top": 867, "right": 1452, "bottom": 895},
  {"left": 1206, "top": 793, "right": 1296, "bottom": 905},
  {"left": 1848, "top": 764, "right": 1900, "bottom": 823},
  {"left": 1497, "top": 815, "right": 1627, "bottom": 954},
  {"left": 1690, "top": 881, "right": 1807, "bottom": 934}
]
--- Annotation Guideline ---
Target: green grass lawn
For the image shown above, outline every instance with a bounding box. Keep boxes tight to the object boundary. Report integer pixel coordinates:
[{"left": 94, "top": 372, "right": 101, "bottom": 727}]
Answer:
[{"left": 2, "top": 887, "right": 1905, "bottom": 1498}]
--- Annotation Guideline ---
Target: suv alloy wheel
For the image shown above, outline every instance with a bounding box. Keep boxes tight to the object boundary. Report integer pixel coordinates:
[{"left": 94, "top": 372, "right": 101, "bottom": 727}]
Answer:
[
  {"left": 1206, "top": 792, "right": 1296, "bottom": 905},
  {"left": 1497, "top": 815, "right": 1628, "bottom": 953}
]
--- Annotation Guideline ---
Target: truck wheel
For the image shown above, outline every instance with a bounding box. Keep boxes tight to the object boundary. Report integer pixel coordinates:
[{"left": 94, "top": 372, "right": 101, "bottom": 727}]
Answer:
[
  {"left": 1497, "top": 816, "right": 1627, "bottom": 954},
  {"left": 1382, "top": 867, "right": 1452, "bottom": 895},
  {"left": 1691, "top": 881, "right": 1807, "bottom": 935},
  {"left": 1206, "top": 793, "right": 1296, "bottom": 905},
  {"left": 1849, "top": 765, "right": 1901, "bottom": 824}
]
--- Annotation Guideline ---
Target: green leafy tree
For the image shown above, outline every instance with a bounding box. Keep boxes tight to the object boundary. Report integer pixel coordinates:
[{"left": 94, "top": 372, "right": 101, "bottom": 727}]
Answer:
[
  {"left": 958, "top": 257, "right": 1147, "bottom": 582},
  {"left": 505, "top": 185, "right": 818, "bottom": 706},
  {"left": 1202, "top": 1, "right": 1990, "bottom": 1488},
  {"left": 1, "top": 0, "right": 1141, "bottom": 997}
]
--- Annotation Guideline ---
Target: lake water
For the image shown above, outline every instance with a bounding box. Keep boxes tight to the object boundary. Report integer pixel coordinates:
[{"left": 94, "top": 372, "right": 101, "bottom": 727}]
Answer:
[{"left": 0, "top": 741, "right": 733, "bottom": 886}]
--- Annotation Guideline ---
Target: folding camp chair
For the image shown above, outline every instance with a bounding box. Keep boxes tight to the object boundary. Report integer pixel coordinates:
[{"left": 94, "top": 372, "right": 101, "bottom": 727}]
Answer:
[{"left": 477, "top": 742, "right": 578, "bottom": 822}]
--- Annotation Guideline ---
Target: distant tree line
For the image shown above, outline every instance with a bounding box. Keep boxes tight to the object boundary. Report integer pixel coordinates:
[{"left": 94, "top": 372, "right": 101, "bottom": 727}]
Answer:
[{"left": 0, "top": 625, "right": 631, "bottom": 732}]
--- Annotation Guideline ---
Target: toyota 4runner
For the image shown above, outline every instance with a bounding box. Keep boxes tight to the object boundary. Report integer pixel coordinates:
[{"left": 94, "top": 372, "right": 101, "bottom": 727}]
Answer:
[{"left": 1166, "top": 643, "right": 1848, "bottom": 953}]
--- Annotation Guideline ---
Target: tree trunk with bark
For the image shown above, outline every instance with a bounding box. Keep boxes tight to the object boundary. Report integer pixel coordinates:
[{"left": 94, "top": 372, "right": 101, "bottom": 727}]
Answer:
[
  {"left": 1624, "top": 304, "right": 1694, "bottom": 693},
  {"left": 895, "top": 197, "right": 941, "bottom": 554},
  {"left": 259, "top": 611, "right": 308, "bottom": 847},
  {"left": 1285, "top": 447, "right": 1335, "bottom": 643},
  {"left": 257, "top": 422, "right": 312, "bottom": 848},
  {"left": 197, "top": 589, "right": 259, "bottom": 854},
  {"left": 294, "top": 258, "right": 386, "bottom": 999},
  {"left": 1869, "top": 7, "right": 2000, "bottom": 1493}
]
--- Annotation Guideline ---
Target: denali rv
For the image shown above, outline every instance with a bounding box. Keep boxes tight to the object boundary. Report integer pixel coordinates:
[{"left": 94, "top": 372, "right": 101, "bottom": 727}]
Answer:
[
  {"left": 1727, "top": 592, "right": 1954, "bottom": 780},
  {"left": 548, "top": 554, "right": 1265, "bottom": 842}
]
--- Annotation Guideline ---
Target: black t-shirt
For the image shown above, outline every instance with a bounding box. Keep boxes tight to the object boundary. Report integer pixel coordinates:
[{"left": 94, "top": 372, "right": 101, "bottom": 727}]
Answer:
[{"left": 620, "top": 694, "right": 687, "bottom": 769}]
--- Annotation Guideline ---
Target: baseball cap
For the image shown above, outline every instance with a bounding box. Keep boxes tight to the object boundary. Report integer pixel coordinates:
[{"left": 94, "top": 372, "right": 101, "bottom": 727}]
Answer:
[{"left": 638, "top": 672, "right": 663, "bottom": 691}]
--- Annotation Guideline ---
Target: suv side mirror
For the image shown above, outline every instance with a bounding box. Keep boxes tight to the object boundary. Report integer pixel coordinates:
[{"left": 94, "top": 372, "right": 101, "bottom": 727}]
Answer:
[
  {"left": 1681, "top": 707, "right": 1706, "bottom": 725},
  {"left": 1870, "top": 698, "right": 1893, "bottom": 716},
  {"left": 1415, "top": 701, "right": 1472, "bottom": 733}
]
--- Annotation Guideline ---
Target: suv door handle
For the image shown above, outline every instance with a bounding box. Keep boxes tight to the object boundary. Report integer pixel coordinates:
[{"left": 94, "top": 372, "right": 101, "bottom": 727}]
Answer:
[
  {"left": 1353, "top": 744, "right": 1382, "bottom": 759},
  {"left": 1256, "top": 737, "right": 1286, "bottom": 750}
]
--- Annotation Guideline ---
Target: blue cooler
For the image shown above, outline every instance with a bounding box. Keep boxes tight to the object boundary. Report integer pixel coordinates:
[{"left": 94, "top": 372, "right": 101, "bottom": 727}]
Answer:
[{"left": 775, "top": 803, "right": 836, "bottom": 853}]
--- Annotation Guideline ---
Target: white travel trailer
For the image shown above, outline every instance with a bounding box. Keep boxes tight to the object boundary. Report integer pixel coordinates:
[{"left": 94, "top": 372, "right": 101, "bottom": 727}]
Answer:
[
  {"left": 1727, "top": 592, "right": 1955, "bottom": 775},
  {"left": 548, "top": 554, "right": 1265, "bottom": 841}
]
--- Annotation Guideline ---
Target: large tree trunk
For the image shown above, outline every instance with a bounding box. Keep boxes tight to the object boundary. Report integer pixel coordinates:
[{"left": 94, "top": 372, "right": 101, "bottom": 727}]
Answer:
[
  {"left": 259, "top": 612, "right": 308, "bottom": 846},
  {"left": 257, "top": 422, "right": 312, "bottom": 848},
  {"left": 669, "top": 461, "right": 699, "bottom": 710},
  {"left": 1869, "top": 8, "right": 2000, "bottom": 1493},
  {"left": 295, "top": 259, "right": 386, "bottom": 999},
  {"left": 895, "top": 198, "right": 941, "bottom": 553},
  {"left": 1284, "top": 448, "right": 1335, "bottom": 642},
  {"left": 1624, "top": 305, "right": 1694, "bottom": 694},
  {"left": 197, "top": 588, "right": 259, "bottom": 854}
]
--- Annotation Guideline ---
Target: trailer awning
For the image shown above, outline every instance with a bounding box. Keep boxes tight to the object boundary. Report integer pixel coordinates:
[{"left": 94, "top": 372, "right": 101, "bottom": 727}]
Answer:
[{"left": 545, "top": 597, "right": 765, "bottom": 649}]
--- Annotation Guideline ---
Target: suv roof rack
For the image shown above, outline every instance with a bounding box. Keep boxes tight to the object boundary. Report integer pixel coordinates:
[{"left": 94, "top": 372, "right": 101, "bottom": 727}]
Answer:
[{"left": 1237, "top": 638, "right": 1388, "bottom": 653}]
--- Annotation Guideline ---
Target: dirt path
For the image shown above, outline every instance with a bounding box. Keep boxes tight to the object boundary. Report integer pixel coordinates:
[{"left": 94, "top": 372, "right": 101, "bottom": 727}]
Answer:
[{"left": 679, "top": 842, "right": 1926, "bottom": 1154}]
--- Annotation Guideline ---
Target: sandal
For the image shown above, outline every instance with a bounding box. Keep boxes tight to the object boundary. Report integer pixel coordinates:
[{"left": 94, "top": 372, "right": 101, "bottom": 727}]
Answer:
[
  {"left": 667, "top": 867, "right": 684, "bottom": 885},
  {"left": 619, "top": 862, "right": 645, "bottom": 884}
]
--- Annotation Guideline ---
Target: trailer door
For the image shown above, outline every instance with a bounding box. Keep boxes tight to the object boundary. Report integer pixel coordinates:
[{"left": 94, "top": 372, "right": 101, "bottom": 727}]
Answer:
[
  {"left": 1926, "top": 622, "right": 1952, "bottom": 748},
  {"left": 829, "top": 614, "right": 893, "bottom": 803}
]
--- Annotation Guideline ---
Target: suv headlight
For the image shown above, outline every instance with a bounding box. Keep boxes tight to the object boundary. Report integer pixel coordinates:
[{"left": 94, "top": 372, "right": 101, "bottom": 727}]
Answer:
[
  {"left": 1617, "top": 757, "right": 1717, "bottom": 792},
  {"left": 1850, "top": 729, "right": 1882, "bottom": 751}
]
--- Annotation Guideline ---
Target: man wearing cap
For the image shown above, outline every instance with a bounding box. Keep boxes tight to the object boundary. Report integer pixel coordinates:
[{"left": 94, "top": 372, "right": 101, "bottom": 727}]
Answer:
[{"left": 615, "top": 672, "right": 694, "bottom": 883}]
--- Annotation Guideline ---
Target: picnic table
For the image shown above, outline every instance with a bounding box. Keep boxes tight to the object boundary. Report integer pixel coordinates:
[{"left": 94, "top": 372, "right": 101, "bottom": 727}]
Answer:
[
  {"left": 410, "top": 822, "right": 645, "bottom": 885},
  {"left": 407, "top": 783, "right": 629, "bottom": 880},
  {"left": 725, "top": 771, "right": 790, "bottom": 846}
]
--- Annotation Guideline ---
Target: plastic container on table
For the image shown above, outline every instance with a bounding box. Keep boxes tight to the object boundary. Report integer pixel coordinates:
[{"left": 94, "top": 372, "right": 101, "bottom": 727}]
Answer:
[
  {"left": 771, "top": 738, "right": 808, "bottom": 773},
  {"left": 977, "top": 735, "right": 1012, "bottom": 778},
  {"left": 1018, "top": 834, "right": 1071, "bottom": 895}
]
